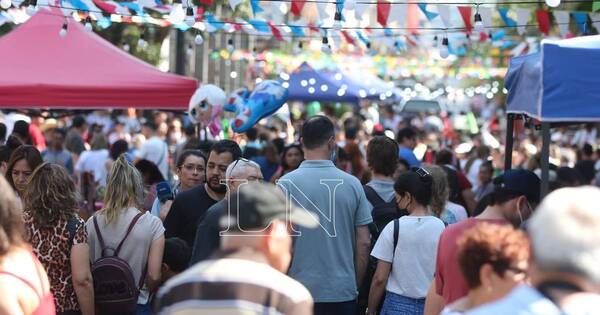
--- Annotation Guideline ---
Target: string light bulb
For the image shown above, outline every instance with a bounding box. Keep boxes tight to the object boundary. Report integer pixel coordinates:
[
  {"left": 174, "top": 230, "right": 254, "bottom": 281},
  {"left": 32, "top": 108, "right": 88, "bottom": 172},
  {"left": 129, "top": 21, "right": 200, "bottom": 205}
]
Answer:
[
  {"left": 84, "top": 16, "right": 92, "bottom": 32},
  {"left": 293, "top": 41, "right": 303, "bottom": 54},
  {"left": 0, "top": 0, "right": 11, "bottom": 9},
  {"left": 138, "top": 34, "right": 147, "bottom": 48},
  {"left": 26, "top": 0, "right": 37, "bottom": 14},
  {"left": 439, "top": 36, "right": 449, "bottom": 59},
  {"left": 546, "top": 0, "right": 560, "bottom": 7},
  {"left": 184, "top": 6, "right": 195, "bottom": 27},
  {"left": 122, "top": 42, "right": 130, "bottom": 52},
  {"left": 321, "top": 36, "right": 331, "bottom": 54},
  {"left": 474, "top": 12, "right": 484, "bottom": 33},
  {"left": 194, "top": 33, "right": 204, "bottom": 45},
  {"left": 227, "top": 38, "right": 234, "bottom": 53},
  {"left": 59, "top": 21, "right": 68, "bottom": 37},
  {"left": 332, "top": 11, "right": 342, "bottom": 32}
]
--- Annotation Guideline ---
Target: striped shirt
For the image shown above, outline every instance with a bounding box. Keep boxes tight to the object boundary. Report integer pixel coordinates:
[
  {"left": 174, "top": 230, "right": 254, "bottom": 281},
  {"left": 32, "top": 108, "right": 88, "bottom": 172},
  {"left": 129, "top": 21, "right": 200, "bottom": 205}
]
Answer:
[{"left": 155, "top": 249, "right": 314, "bottom": 315}]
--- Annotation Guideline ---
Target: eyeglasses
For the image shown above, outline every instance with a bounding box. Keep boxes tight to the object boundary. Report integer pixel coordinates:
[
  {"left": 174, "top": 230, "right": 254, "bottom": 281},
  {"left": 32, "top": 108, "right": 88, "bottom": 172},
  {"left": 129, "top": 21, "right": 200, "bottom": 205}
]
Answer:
[
  {"left": 412, "top": 167, "right": 431, "bottom": 178},
  {"left": 181, "top": 164, "right": 205, "bottom": 173}
]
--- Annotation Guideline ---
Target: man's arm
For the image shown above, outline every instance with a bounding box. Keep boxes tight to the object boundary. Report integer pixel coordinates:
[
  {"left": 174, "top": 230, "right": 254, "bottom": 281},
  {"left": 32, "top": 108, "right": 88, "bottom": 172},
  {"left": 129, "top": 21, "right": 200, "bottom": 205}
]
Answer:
[
  {"left": 355, "top": 225, "right": 371, "bottom": 288},
  {"left": 424, "top": 280, "right": 445, "bottom": 315}
]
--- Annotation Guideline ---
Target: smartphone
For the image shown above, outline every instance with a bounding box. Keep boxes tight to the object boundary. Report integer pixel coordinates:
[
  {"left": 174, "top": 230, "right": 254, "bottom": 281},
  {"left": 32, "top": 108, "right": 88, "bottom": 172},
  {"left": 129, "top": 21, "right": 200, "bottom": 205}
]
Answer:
[{"left": 156, "top": 181, "right": 174, "bottom": 203}]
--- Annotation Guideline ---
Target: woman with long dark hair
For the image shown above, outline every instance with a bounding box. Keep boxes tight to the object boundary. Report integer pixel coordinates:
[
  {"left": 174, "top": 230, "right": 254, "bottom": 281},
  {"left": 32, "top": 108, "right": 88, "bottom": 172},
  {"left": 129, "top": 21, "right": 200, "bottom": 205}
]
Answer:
[
  {"left": 23, "top": 163, "right": 94, "bottom": 315},
  {"left": 6, "top": 145, "right": 43, "bottom": 199},
  {"left": 270, "top": 143, "right": 303, "bottom": 183}
]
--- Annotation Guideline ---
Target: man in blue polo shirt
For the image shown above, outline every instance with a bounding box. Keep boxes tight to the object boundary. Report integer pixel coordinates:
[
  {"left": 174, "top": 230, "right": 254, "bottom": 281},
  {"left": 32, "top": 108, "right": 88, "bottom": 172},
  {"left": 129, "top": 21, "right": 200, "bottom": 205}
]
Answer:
[
  {"left": 397, "top": 127, "right": 421, "bottom": 168},
  {"left": 278, "top": 115, "right": 372, "bottom": 315}
]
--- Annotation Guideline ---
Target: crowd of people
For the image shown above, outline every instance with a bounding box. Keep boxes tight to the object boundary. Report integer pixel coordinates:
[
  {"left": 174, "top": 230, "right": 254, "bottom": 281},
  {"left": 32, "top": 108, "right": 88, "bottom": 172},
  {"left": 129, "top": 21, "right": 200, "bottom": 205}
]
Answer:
[{"left": 0, "top": 108, "right": 599, "bottom": 315}]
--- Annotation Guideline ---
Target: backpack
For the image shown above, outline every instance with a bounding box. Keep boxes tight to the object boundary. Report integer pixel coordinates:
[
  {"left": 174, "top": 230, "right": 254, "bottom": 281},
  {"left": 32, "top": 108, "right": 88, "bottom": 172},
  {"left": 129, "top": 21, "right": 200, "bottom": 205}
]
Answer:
[
  {"left": 363, "top": 185, "right": 408, "bottom": 241},
  {"left": 91, "top": 213, "right": 145, "bottom": 315}
]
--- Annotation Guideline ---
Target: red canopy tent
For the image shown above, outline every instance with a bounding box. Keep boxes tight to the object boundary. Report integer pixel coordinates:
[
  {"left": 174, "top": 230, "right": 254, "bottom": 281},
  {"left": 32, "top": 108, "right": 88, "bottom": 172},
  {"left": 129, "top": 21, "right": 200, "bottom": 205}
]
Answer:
[{"left": 0, "top": 8, "right": 197, "bottom": 109}]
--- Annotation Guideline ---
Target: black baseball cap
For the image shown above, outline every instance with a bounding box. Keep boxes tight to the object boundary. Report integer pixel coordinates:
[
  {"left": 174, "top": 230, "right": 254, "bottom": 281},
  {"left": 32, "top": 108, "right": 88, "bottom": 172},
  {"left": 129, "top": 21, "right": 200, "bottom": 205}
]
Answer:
[
  {"left": 220, "top": 183, "right": 318, "bottom": 231},
  {"left": 494, "top": 169, "right": 541, "bottom": 204}
]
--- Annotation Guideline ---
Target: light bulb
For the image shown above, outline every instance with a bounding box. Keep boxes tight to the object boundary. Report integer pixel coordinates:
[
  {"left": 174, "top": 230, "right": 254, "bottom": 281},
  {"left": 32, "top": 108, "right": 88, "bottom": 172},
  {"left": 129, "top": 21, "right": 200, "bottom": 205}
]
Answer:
[
  {"left": 474, "top": 12, "right": 484, "bottom": 33},
  {"left": 227, "top": 39, "right": 234, "bottom": 53},
  {"left": 439, "top": 37, "right": 449, "bottom": 59},
  {"left": 194, "top": 33, "right": 204, "bottom": 45},
  {"left": 0, "top": 0, "right": 11, "bottom": 9},
  {"left": 332, "top": 11, "right": 342, "bottom": 32},
  {"left": 293, "top": 42, "right": 302, "bottom": 54},
  {"left": 186, "top": 44, "right": 193, "bottom": 56},
  {"left": 123, "top": 43, "right": 130, "bottom": 51},
  {"left": 169, "top": 3, "right": 185, "bottom": 23},
  {"left": 545, "top": 0, "right": 560, "bottom": 7},
  {"left": 184, "top": 7, "right": 195, "bottom": 27},
  {"left": 59, "top": 23, "right": 68, "bottom": 37},
  {"left": 321, "top": 37, "right": 330, "bottom": 53},
  {"left": 84, "top": 17, "right": 92, "bottom": 32},
  {"left": 138, "top": 39, "right": 146, "bottom": 48},
  {"left": 345, "top": 0, "right": 355, "bottom": 10}
]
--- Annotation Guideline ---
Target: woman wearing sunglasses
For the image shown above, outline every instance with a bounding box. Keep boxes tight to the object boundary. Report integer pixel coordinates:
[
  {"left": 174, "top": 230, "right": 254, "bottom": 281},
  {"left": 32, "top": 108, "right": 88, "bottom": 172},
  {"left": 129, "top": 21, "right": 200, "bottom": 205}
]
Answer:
[
  {"left": 440, "top": 223, "right": 530, "bottom": 314},
  {"left": 368, "top": 168, "right": 445, "bottom": 315}
]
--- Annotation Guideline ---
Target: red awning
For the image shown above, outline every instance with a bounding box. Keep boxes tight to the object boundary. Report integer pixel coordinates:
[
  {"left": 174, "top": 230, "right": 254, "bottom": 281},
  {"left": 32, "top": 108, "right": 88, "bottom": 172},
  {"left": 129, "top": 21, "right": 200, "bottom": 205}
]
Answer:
[{"left": 0, "top": 8, "right": 197, "bottom": 109}]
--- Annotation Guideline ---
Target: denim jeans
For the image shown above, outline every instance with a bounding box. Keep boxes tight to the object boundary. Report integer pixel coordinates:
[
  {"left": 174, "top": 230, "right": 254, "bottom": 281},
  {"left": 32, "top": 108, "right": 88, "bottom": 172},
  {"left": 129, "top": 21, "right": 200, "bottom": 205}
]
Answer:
[
  {"left": 380, "top": 291, "right": 425, "bottom": 315},
  {"left": 137, "top": 302, "right": 152, "bottom": 315}
]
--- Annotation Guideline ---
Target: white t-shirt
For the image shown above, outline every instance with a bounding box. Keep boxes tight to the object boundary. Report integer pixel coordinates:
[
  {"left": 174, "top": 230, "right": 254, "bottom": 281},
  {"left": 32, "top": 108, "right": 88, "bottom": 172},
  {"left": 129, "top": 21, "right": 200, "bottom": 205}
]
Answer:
[
  {"left": 136, "top": 136, "right": 169, "bottom": 179},
  {"left": 75, "top": 149, "right": 109, "bottom": 186},
  {"left": 371, "top": 215, "right": 445, "bottom": 299},
  {"left": 443, "top": 202, "right": 469, "bottom": 224}
]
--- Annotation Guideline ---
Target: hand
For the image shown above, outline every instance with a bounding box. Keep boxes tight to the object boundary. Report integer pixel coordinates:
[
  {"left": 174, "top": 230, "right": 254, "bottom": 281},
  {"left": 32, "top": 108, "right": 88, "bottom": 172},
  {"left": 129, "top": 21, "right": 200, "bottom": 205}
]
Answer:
[{"left": 159, "top": 200, "right": 173, "bottom": 221}]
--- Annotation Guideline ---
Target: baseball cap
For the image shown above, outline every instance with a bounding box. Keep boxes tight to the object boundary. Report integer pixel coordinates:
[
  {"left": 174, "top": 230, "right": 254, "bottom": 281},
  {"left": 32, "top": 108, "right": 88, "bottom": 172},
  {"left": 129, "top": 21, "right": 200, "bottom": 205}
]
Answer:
[
  {"left": 494, "top": 169, "right": 541, "bottom": 204},
  {"left": 221, "top": 183, "right": 318, "bottom": 231}
]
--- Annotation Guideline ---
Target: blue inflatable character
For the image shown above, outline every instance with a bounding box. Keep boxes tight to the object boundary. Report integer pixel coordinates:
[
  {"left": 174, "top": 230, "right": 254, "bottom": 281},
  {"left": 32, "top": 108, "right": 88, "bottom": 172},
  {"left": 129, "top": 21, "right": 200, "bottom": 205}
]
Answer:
[{"left": 224, "top": 80, "right": 288, "bottom": 133}]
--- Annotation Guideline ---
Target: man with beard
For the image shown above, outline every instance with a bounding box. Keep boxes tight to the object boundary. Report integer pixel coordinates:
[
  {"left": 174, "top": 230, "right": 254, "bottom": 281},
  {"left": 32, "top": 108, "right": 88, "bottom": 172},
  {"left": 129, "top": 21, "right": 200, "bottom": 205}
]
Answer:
[{"left": 164, "top": 140, "right": 242, "bottom": 246}]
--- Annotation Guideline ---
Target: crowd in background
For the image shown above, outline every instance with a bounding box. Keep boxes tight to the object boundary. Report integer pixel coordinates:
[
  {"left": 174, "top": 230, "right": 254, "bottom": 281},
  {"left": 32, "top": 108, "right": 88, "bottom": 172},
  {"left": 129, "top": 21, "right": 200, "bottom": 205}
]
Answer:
[{"left": 0, "top": 106, "right": 599, "bottom": 315}]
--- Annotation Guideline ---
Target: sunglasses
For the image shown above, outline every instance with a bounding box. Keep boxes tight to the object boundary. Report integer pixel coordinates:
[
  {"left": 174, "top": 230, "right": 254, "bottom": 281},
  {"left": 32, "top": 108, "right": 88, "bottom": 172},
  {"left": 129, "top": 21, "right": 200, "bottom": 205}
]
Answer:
[
  {"left": 412, "top": 167, "right": 431, "bottom": 178},
  {"left": 230, "top": 157, "right": 250, "bottom": 174}
]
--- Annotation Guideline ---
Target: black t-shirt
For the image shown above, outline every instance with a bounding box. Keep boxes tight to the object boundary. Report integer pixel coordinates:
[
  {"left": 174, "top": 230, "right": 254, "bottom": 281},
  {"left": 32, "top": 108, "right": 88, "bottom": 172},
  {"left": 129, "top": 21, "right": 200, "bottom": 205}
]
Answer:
[
  {"left": 189, "top": 199, "right": 227, "bottom": 265},
  {"left": 164, "top": 184, "right": 219, "bottom": 247},
  {"left": 574, "top": 160, "right": 596, "bottom": 184}
]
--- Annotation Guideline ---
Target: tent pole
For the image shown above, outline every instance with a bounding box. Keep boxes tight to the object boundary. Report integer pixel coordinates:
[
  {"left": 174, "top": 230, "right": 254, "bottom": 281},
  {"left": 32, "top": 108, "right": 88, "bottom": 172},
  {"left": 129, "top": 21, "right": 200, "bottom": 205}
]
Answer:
[
  {"left": 540, "top": 122, "right": 550, "bottom": 200},
  {"left": 504, "top": 113, "right": 515, "bottom": 171}
]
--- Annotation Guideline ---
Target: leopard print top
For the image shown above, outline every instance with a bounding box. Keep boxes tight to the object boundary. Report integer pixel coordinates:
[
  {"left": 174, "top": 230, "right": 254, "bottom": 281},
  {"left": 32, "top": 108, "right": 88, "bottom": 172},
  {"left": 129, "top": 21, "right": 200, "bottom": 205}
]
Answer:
[{"left": 24, "top": 211, "right": 87, "bottom": 313}]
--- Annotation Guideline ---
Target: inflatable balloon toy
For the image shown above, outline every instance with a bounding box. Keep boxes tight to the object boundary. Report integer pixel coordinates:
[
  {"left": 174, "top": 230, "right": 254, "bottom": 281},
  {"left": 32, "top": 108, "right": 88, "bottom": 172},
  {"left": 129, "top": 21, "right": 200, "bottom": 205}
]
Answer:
[
  {"left": 224, "top": 80, "right": 289, "bottom": 133},
  {"left": 224, "top": 87, "right": 250, "bottom": 113},
  {"left": 188, "top": 84, "right": 227, "bottom": 137}
]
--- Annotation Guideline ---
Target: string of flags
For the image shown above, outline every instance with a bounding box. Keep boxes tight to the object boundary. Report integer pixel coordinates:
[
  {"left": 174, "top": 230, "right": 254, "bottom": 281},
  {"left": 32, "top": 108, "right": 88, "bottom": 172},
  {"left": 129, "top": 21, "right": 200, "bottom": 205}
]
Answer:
[{"left": 1, "top": 0, "right": 600, "bottom": 57}]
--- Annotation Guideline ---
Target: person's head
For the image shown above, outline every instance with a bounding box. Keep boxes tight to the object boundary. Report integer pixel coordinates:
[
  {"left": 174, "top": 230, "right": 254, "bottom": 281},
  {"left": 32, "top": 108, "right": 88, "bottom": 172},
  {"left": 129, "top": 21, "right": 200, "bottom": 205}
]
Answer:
[
  {"left": 367, "top": 136, "right": 399, "bottom": 177},
  {"left": 458, "top": 223, "right": 530, "bottom": 301},
  {"left": 344, "top": 142, "right": 365, "bottom": 178},
  {"left": 0, "top": 122, "right": 6, "bottom": 143},
  {"left": 135, "top": 159, "right": 165, "bottom": 186},
  {"left": 488, "top": 169, "right": 540, "bottom": 227},
  {"left": 422, "top": 165, "right": 448, "bottom": 218},
  {"left": 262, "top": 142, "right": 279, "bottom": 164},
  {"left": 71, "top": 115, "right": 87, "bottom": 132},
  {"left": 476, "top": 145, "right": 490, "bottom": 160},
  {"left": 396, "top": 127, "right": 417, "bottom": 149},
  {"left": 478, "top": 161, "right": 494, "bottom": 185},
  {"left": 206, "top": 140, "right": 242, "bottom": 194},
  {"left": 23, "top": 163, "right": 78, "bottom": 227},
  {"left": 394, "top": 168, "right": 433, "bottom": 213},
  {"left": 528, "top": 187, "right": 600, "bottom": 288},
  {"left": 225, "top": 158, "right": 263, "bottom": 192},
  {"left": 0, "top": 175, "right": 25, "bottom": 257},
  {"left": 110, "top": 140, "right": 129, "bottom": 161},
  {"left": 555, "top": 167, "right": 583, "bottom": 187},
  {"left": 103, "top": 155, "right": 144, "bottom": 224},
  {"left": 281, "top": 143, "right": 303, "bottom": 172},
  {"left": 161, "top": 238, "right": 191, "bottom": 283},
  {"left": 142, "top": 120, "right": 157, "bottom": 137},
  {"left": 50, "top": 128, "right": 67, "bottom": 151},
  {"left": 12, "top": 120, "right": 30, "bottom": 144},
  {"left": 90, "top": 133, "right": 108, "bottom": 151},
  {"left": 6, "top": 145, "right": 43, "bottom": 196},
  {"left": 582, "top": 143, "right": 594, "bottom": 159},
  {"left": 0, "top": 145, "right": 9, "bottom": 175},
  {"left": 300, "top": 115, "right": 336, "bottom": 156},
  {"left": 220, "top": 183, "right": 317, "bottom": 272},
  {"left": 435, "top": 148, "right": 454, "bottom": 166},
  {"left": 176, "top": 150, "right": 207, "bottom": 190},
  {"left": 246, "top": 127, "right": 258, "bottom": 141}
]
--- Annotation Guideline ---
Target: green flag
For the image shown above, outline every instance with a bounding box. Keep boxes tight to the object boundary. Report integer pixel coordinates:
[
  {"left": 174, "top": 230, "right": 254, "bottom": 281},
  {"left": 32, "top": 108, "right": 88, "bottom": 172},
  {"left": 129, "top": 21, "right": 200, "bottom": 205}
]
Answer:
[{"left": 594, "top": 1, "right": 600, "bottom": 12}]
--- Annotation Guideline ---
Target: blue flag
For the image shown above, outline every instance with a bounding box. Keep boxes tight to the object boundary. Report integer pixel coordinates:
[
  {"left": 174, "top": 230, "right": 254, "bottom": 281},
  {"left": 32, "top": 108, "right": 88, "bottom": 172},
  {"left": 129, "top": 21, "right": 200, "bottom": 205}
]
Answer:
[
  {"left": 248, "top": 19, "right": 271, "bottom": 33},
  {"left": 204, "top": 14, "right": 224, "bottom": 30},
  {"left": 491, "top": 29, "right": 506, "bottom": 41},
  {"left": 418, "top": 3, "right": 438, "bottom": 21},
  {"left": 67, "top": 0, "right": 89, "bottom": 11},
  {"left": 572, "top": 12, "right": 588, "bottom": 33},
  {"left": 250, "top": 0, "right": 263, "bottom": 16},
  {"left": 497, "top": 8, "right": 517, "bottom": 27},
  {"left": 289, "top": 25, "right": 305, "bottom": 37}
]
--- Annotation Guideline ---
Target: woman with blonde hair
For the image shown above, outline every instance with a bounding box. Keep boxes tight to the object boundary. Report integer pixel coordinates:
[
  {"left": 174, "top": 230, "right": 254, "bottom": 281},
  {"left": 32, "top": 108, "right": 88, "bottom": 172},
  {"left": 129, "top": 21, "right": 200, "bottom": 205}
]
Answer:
[
  {"left": 23, "top": 163, "right": 94, "bottom": 315},
  {"left": 0, "top": 174, "right": 56, "bottom": 314},
  {"left": 86, "top": 155, "right": 164, "bottom": 315},
  {"left": 423, "top": 164, "right": 468, "bottom": 225}
]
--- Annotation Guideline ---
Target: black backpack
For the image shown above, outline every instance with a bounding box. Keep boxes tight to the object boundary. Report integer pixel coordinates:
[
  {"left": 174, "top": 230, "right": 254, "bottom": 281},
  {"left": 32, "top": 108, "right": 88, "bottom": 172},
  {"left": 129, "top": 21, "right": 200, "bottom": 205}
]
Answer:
[{"left": 91, "top": 213, "right": 145, "bottom": 315}]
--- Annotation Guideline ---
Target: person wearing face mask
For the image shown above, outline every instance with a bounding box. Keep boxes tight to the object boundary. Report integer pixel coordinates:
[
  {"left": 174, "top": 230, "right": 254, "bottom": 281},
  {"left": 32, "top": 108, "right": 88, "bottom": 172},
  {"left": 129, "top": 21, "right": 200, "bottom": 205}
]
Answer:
[
  {"left": 163, "top": 140, "right": 241, "bottom": 247},
  {"left": 424, "top": 169, "right": 540, "bottom": 315}
]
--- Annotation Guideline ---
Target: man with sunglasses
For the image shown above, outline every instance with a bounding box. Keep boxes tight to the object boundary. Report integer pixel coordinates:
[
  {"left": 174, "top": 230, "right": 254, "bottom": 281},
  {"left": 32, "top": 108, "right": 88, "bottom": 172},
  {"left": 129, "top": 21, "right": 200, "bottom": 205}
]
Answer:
[
  {"left": 164, "top": 140, "right": 242, "bottom": 247},
  {"left": 189, "top": 158, "right": 263, "bottom": 265},
  {"left": 424, "top": 169, "right": 540, "bottom": 315}
]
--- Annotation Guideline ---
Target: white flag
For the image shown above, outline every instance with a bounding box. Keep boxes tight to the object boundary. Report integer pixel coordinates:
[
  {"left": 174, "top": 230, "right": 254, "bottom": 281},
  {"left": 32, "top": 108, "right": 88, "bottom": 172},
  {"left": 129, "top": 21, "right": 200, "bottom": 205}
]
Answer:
[
  {"left": 554, "top": 11, "right": 570, "bottom": 37},
  {"left": 437, "top": 5, "right": 452, "bottom": 29},
  {"left": 515, "top": 8, "right": 530, "bottom": 35},
  {"left": 479, "top": 6, "right": 493, "bottom": 30},
  {"left": 591, "top": 13, "right": 600, "bottom": 33},
  {"left": 387, "top": 3, "right": 407, "bottom": 27},
  {"left": 354, "top": 2, "right": 369, "bottom": 20}
]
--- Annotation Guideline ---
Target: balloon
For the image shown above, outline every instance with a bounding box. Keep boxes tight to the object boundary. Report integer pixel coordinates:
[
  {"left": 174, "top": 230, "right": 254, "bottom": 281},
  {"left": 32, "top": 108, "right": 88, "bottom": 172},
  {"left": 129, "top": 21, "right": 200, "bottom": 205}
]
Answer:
[
  {"left": 188, "top": 84, "right": 226, "bottom": 136},
  {"left": 224, "top": 80, "right": 289, "bottom": 133},
  {"left": 224, "top": 87, "right": 250, "bottom": 113}
]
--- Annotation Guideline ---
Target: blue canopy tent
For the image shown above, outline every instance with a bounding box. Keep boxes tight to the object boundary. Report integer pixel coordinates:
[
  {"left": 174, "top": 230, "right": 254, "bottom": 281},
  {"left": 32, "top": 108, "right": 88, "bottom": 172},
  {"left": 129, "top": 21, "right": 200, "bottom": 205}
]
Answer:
[
  {"left": 284, "top": 62, "right": 362, "bottom": 103},
  {"left": 504, "top": 35, "right": 600, "bottom": 196}
]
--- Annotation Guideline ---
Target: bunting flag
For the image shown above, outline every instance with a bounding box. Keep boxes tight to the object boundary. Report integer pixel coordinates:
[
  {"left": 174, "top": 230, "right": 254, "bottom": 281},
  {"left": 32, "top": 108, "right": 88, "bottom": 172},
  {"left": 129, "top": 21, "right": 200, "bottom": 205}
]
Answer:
[
  {"left": 458, "top": 6, "right": 472, "bottom": 33},
  {"left": 553, "top": 10, "right": 570, "bottom": 37},
  {"left": 229, "top": 0, "right": 242, "bottom": 10},
  {"left": 248, "top": 19, "right": 271, "bottom": 33},
  {"left": 387, "top": 3, "right": 407, "bottom": 27},
  {"left": 197, "top": 0, "right": 212, "bottom": 4},
  {"left": 418, "top": 3, "right": 438, "bottom": 21},
  {"left": 572, "top": 12, "right": 588, "bottom": 33},
  {"left": 268, "top": 21, "right": 283, "bottom": 41},
  {"left": 479, "top": 6, "right": 493, "bottom": 31},
  {"left": 341, "top": 30, "right": 355, "bottom": 45},
  {"left": 68, "top": 0, "right": 90, "bottom": 11},
  {"left": 290, "top": 0, "right": 305, "bottom": 16},
  {"left": 437, "top": 5, "right": 452, "bottom": 29},
  {"left": 515, "top": 8, "right": 530, "bottom": 35},
  {"left": 497, "top": 8, "right": 517, "bottom": 27},
  {"left": 377, "top": 1, "right": 391, "bottom": 27},
  {"left": 92, "top": 0, "right": 117, "bottom": 14},
  {"left": 536, "top": 9, "right": 551, "bottom": 35},
  {"left": 119, "top": 1, "right": 142, "bottom": 14},
  {"left": 335, "top": 0, "right": 344, "bottom": 13},
  {"left": 491, "top": 29, "right": 505, "bottom": 41},
  {"left": 354, "top": 2, "right": 369, "bottom": 20},
  {"left": 288, "top": 22, "right": 305, "bottom": 36},
  {"left": 356, "top": 31, "right": 369, "bottom": 45},
  {"left": 250, "top": 0, "right": 263, "bottom": 17},
  {"left": 204, "top": 13, "right": 224, "bottom": 32}
]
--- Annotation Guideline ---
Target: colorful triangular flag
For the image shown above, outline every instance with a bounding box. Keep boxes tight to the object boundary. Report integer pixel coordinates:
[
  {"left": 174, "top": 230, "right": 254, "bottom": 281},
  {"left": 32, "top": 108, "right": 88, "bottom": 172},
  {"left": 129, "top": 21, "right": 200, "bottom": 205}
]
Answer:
[
  {"left": 572, "top": 12, "right": 588, "bottom": 34},
  {"left": 418, "top": 3, "right": 438, "bottom": 21},
  {"left": 536, "top": 9, "right": 551, "bottom": 35},
  {"left": 457, "top": 6, "right": 472, "bottom": 33},
  {"left": 515, "top": 8, "right": 530, "bottom": 35},
  {"left": 250, "top": 0, "right": 263, "bottom": 17},
  {"left": 553, "top": 10, "right": 570, "bottom": 37},
  {"left": 497, "top": 8, "right": 517, "bottom": 27},
  {"left": 377, "top": 1, "right": 391, "bottom": 27}
]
